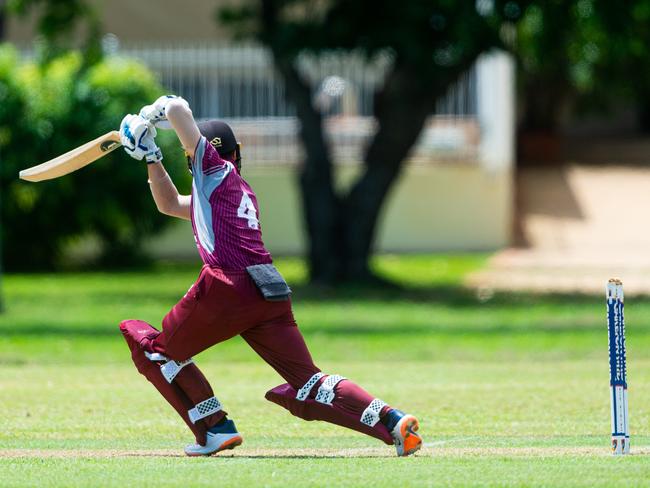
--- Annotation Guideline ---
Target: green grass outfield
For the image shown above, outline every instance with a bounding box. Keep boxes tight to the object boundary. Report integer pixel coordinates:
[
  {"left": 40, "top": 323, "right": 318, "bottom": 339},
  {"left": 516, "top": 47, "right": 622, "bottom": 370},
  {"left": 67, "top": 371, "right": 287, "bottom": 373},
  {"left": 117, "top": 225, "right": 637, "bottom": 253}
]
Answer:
[{"left": 2, "top": 254, "right": 650, "bottom": 487}]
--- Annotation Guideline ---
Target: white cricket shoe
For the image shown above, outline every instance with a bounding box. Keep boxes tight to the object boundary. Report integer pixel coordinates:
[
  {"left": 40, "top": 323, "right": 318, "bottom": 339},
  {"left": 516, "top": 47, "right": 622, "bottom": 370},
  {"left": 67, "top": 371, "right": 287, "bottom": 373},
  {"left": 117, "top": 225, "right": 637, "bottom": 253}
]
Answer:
[
  {"left": 391, "top": 414, "right": 422, "bottom": 457},
  {"left": 184, "top": 419, "right": 243, "bottom": 457}
]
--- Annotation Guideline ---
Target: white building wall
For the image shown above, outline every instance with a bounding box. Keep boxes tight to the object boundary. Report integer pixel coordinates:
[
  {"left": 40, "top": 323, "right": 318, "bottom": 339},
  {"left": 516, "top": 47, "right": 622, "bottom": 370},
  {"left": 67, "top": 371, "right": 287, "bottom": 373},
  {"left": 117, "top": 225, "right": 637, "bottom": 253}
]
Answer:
[{"left": 150, "top": 163, "right": 512, "bottom": 258}]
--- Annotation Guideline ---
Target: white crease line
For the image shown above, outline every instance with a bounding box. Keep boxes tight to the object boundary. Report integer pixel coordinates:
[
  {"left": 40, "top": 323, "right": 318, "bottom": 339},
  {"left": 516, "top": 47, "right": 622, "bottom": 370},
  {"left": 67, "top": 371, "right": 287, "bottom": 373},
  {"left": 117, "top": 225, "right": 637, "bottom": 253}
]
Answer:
[
  {"left": 327, "top": 437, "right": 479, "bottom": 453},
  {"left": 424, "top": 436, "right": 480, "bottom": 448}
]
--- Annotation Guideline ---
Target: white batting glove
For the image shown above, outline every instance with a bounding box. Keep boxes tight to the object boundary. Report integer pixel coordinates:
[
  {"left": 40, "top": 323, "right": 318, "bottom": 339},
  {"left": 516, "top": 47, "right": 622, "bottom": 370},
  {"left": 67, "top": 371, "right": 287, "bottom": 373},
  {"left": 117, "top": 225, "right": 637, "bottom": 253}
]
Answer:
[
  {"left": 139, "top": 95, "right": 189, "bottom": 127},
  {"left": 119, "top": 114, "right": 162, "bottom": 163}
]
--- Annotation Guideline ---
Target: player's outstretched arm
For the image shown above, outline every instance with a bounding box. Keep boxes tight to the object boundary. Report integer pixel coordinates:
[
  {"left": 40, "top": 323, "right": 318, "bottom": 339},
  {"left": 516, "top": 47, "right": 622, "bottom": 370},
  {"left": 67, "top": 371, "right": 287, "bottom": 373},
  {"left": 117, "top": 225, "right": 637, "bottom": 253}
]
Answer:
[
  {"left": 165, "top": 100, "right": 202, "bottom": 159},
  {"left": 147, "top": 162, "right": 191, "bottom": 221}
]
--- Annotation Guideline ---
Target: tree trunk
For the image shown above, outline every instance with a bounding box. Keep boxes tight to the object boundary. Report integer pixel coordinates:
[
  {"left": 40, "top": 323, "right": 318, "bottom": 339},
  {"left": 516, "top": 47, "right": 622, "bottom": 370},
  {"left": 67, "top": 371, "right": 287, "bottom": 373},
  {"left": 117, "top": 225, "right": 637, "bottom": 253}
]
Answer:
[
  {"left": 0, "top": 1, "right": 5, "bottom": 41},
  {"left": 340, "top": 62, "right": 473, "bottom": 281},
  {"left": 260, "top": 0, "right": 484, "bottom": 284},
  {"left": 261, "top": 0, "right": 342, "bottom": 283},
  {"left": 0, "top": 2, "right": 4, "bottom": 311},
  {"left": 272, "top": 56, "right": 479, "bottom": 283},
  {"left": 271, "top": 57, "right": 341, "bottom": 283}
]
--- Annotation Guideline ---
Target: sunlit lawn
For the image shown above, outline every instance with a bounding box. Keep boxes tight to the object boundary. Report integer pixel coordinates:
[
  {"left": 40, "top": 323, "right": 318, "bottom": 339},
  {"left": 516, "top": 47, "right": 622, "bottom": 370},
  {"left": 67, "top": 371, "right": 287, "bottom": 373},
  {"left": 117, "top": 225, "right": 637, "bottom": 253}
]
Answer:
[{"left": 2, "top": 254, "right": 650, "bottom": 487}]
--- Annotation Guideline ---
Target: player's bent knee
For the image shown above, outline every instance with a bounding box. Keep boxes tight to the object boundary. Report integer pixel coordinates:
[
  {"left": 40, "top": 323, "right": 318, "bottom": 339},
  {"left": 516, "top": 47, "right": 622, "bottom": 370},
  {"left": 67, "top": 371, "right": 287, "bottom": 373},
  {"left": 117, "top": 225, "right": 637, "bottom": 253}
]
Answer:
[{"left": 119, "top": 319, "right": 161, "bottom": 352}]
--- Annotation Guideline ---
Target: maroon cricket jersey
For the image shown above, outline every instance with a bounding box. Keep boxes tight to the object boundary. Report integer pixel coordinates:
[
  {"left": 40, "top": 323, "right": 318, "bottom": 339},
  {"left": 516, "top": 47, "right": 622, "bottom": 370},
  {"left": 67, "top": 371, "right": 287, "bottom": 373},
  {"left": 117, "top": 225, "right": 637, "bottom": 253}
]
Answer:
[{"left": 190, "top": 137, "right": 272, "bottom": 270}]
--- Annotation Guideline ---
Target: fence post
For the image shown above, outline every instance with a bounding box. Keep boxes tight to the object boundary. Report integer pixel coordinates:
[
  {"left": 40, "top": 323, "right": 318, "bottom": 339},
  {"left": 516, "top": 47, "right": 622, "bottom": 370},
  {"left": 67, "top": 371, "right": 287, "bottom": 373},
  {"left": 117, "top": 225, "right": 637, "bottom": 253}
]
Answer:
[
  {"left": 476, "top": 50, "right": 516, "bottom": 248},
  {"left": 476, "top": 50, "right": 515, "bottom": 174}
]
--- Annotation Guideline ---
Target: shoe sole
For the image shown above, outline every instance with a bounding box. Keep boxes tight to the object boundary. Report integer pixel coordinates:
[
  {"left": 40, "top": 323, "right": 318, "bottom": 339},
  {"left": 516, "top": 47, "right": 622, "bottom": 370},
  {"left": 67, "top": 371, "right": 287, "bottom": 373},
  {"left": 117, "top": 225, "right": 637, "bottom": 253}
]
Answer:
[
  {"left": 185, "top": 435, "right": 243, "bottom": 457},
  {"left": 399, "top": 416, "right": 422, "bottom": 457}
]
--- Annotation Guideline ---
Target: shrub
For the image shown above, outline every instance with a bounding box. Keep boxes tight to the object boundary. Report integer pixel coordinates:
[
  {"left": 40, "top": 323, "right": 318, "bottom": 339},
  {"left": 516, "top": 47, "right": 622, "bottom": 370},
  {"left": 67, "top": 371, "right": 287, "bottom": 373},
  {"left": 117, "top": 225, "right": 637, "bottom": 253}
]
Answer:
[{"left": 0, "top": 45, "right": 190, "bottom": 270}]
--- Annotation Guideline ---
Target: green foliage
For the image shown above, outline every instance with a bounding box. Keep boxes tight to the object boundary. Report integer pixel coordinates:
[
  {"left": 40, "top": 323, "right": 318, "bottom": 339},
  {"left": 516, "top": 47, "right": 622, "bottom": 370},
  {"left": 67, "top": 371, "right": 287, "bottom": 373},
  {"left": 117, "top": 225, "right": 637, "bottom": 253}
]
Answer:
[
  {"left": 515, "top": 0, "right": 650, "bottom": 130},
  {"left": 580, "top": 1, "right": 650, "bottom": 115},
  {"left": 0, "top": 45, "right": 190, "bottom": 270},
  {"left": 220, "top": 0, "right": 530, "bottom": 75},
  {"left": 7, "top": 0, "right": 102, "bottom": 63}
]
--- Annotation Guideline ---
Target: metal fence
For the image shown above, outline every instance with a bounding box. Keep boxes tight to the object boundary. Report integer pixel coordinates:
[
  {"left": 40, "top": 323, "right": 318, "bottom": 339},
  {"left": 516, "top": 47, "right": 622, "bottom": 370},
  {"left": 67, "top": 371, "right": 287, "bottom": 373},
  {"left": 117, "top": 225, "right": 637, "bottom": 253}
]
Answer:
[{"left": 116, "top": 41, "right": 481, "bottom": 165}]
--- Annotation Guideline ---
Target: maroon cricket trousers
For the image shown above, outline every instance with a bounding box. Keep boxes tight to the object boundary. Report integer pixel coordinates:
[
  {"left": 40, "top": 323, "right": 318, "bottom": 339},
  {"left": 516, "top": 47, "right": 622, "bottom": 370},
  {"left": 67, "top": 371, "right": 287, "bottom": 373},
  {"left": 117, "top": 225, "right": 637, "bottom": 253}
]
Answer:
[{"left": 120, "top": 265, "right": 393, "bottom": 446}]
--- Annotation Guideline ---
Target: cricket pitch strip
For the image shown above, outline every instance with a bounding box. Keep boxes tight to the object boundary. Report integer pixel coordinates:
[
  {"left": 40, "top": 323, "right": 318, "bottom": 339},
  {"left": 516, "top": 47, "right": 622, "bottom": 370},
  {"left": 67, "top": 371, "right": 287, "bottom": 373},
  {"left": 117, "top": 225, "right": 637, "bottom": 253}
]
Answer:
[{"left": 2, "top": 446, "right": 649, "bottom": 459}]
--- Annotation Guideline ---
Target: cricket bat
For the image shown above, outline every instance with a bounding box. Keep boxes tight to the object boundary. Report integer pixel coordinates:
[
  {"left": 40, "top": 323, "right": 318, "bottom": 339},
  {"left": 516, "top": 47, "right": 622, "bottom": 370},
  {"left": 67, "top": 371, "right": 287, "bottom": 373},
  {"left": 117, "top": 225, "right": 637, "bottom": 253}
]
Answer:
[{"left": 19, "top": 131, "right": 122, "bottom": 182}]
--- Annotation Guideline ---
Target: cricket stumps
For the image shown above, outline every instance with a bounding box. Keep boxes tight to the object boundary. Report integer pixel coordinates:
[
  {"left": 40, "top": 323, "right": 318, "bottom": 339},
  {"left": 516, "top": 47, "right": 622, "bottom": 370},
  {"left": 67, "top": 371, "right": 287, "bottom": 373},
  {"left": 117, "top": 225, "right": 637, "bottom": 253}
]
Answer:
[{"left": 606, "top": 278, "right": 630, "bottom": 455}]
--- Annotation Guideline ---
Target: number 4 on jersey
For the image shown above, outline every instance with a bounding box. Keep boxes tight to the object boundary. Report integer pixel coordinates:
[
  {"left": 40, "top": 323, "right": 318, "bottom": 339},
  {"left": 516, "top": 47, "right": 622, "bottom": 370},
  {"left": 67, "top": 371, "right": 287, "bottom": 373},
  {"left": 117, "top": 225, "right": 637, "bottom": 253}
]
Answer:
[{"left": 237, "top": 192, "right": 259, "bottom": 230}]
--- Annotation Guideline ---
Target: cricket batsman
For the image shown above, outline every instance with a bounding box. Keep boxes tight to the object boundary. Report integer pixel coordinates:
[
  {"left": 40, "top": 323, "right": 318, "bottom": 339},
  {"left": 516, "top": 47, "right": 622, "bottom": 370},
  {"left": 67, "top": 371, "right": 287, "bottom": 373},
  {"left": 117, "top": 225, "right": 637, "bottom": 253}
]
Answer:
[{"left": 117, "top": 95, "right": 422, "bottom": 457}]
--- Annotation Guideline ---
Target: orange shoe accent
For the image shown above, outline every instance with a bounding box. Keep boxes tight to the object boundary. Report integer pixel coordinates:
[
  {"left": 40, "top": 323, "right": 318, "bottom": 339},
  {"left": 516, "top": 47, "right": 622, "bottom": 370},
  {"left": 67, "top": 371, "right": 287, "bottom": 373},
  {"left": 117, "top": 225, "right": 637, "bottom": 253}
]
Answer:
[
  {"left": 400, "top": 416, "right": 422, "bottom": 456},
  {"left": 218, "top": 435, "right": 243, "bottom": 452}
]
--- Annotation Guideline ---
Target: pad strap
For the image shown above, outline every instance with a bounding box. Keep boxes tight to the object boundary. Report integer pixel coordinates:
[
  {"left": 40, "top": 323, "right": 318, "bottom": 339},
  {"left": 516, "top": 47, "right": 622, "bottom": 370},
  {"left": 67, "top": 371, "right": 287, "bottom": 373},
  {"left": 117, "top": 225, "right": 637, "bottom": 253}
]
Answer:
[
  {"left": 296, "top": 372, "right": 325, "bottom": 401},
  {"left": 188, "top": 396, "right": 222, "bottom": 424},
  {"left": 144, "top": 352, "right": 194, "bottom": 383},
  {"left": 144, "top": 352, "right": 168, "bottom": 362},
  {"left": 160, "top": 359, "right": 194, "bottom": 383},
  {"left": 360, "top": 398, "right": 387, "bottom": 427},
  {"left": 315, "top": 374, "right": 346, "bottom": 405}
]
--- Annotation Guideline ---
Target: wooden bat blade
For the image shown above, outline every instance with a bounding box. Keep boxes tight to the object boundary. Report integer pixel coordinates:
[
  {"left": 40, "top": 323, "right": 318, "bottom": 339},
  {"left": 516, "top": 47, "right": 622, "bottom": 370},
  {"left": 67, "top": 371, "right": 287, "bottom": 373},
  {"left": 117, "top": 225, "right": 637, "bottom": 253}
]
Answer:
[{"left": 19, "top": 130, "right": 122, "bottom": 182}]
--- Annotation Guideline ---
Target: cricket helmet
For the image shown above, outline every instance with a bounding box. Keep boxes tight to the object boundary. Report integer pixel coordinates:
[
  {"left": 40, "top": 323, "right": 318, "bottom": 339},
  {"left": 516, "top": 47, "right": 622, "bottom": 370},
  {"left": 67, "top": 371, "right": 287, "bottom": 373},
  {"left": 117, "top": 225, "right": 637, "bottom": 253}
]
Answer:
[{"left": 197, "top": 120, "right": 242, "bottom": 172}]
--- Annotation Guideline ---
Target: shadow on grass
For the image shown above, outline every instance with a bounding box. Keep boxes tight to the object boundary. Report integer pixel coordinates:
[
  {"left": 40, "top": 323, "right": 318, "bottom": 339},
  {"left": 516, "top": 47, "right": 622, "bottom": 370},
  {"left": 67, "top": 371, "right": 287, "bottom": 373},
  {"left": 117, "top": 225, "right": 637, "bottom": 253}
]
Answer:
[
  {"left": 288, "top": 282, "right": 608, "bottom": 308},
  {"left": 3, "top": 281, "right": 644, "bottom": 339},
  {"left": 3, "top": 311, "right": 646, "bottom": 339}
]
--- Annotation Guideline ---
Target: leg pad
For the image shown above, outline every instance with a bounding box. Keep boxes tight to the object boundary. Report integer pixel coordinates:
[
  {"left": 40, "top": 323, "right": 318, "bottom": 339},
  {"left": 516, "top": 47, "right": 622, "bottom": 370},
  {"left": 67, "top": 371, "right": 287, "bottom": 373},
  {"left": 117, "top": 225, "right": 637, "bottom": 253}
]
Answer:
[
  {"left": 120, "top": 319, "right": 210, "bottom": 445},
  {"left": 266, "top": 383, "right": 393, "bottom": 445}
]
